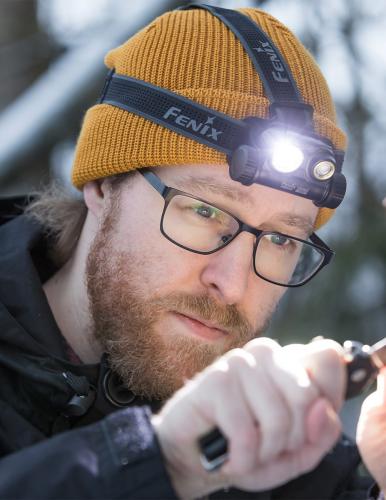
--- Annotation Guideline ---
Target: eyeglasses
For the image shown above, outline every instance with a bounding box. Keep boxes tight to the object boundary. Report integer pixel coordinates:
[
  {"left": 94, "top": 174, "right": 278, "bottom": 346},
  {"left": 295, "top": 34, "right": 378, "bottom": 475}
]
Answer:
[{"left": 139, "top": 169, "right": 334, "bottom": 287}]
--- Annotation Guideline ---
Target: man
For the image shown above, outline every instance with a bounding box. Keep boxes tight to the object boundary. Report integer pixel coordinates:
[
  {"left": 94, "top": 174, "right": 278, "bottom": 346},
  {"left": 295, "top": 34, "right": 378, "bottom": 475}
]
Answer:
[{"left": 0, "top": 4, "right": 385, "bottom": 499}]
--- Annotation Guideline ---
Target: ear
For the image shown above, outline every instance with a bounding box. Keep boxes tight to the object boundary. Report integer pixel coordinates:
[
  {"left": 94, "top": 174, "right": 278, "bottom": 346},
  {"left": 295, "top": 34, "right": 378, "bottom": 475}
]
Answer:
[{"left": 83, "top": 180, "right": 109, "bottom": 219}]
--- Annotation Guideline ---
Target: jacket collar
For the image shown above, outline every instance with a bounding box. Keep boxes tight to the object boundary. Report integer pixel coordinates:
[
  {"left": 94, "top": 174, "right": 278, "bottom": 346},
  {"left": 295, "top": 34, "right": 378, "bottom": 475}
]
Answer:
[
  {"left": 0, "top": 214, "right": 159, "bottom": 431},
  {"left": 0, "top": 214, "right": 65, "bottom": 356}
]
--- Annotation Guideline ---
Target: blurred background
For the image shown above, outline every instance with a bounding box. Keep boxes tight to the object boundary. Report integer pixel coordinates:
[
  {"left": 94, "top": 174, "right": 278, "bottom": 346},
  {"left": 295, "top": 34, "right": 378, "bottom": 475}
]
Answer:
[{"left": 1, "top": 0, "right": 385, "bottom": 435}]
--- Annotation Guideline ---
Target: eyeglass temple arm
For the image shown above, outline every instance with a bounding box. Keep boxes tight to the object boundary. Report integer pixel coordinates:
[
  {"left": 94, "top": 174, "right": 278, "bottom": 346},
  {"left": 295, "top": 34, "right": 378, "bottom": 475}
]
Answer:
[
  {"left": 309, "top": 232, "right": 334, "bottom": 262},
  {"left": 310, "top": 232, "right": 330, "bottom": 248},
  {"left": 139, "top": 169, "right": 167, "bottom": 196}
]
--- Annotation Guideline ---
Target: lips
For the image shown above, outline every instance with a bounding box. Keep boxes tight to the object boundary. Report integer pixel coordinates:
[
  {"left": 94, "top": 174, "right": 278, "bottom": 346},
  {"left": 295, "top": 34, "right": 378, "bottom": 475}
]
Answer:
[{"left": 172, "top": 311, "right": 228, "bottom": 341}]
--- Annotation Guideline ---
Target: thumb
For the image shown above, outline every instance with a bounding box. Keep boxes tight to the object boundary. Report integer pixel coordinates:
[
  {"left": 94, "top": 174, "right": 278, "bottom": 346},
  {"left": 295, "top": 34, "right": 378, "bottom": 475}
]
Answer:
[
  {"left": 356, "top": 368, "right": 386, "bottom": 492},
  {"left": 376, "top": 367, "right": 386, "bottom": 405},
  {"left": 358, "top": 367, "right": 386, "bottom": 432}
]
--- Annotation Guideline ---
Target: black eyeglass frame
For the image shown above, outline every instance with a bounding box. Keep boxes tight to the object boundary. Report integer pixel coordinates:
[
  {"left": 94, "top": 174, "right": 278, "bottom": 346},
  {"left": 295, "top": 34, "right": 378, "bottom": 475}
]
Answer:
[{"left": 139, "top": 169, "right": 334, "bottom": 287}]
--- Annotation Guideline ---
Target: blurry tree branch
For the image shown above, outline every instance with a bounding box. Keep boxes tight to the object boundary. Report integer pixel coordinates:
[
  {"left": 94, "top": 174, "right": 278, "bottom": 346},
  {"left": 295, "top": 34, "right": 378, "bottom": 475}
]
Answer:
[
  {"left": 0, "top": 0, "right": 183, "bottom": 191},
  {"left": 0, "top": 0, "right": 61, "bottom": 111}
]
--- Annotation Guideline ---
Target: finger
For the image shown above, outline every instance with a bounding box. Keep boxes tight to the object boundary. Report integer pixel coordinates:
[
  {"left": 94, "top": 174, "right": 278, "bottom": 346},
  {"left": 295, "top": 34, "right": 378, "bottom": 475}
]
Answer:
[
  {"left": 377, "top": 367, "right": 386, "bottom": 405},
  {"left": 357, "top": 367, "right": 386, "bottom": 444},
  {"left": 213, "top": 350, "right": 261, "bottom": 476},
  {"left": 268, "top": 348, "right": 318, "bottom": 452},
  {"left": 360, "top": 367, "right": 386, "bottom": 412},
  {"left": 246, "top": 339, "right": 321, "bottom": 454},
  {"left": 356, "top": 369, "right": 386, "bottom": 492},
  {"left": 190, "top": 350, "right": 262, "bottom": 478},
  {"left": 243, "top": 339, "right": 293, "bottom": 463},
  {"left": 306, "top": 397, "right": 337, "bottom": 444},
  {"left": 234, "top": 400, "right": 341, "bottom": 492},
  {"left": 284, "top": 339, "right": 346, "bottom": 411}
]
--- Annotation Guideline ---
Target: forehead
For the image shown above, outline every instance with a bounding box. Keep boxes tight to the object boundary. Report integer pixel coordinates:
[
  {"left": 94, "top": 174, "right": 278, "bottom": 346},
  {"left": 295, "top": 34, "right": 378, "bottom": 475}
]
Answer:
[{"left": 153, "top": 164, "right": 318, "bottom": 234}]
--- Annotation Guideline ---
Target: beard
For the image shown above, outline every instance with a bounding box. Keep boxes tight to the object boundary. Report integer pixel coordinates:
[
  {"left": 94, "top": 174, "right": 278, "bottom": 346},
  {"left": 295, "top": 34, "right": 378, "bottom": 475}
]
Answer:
[{"left": 86, "top": 198, "right": 274, "bottom": 402}]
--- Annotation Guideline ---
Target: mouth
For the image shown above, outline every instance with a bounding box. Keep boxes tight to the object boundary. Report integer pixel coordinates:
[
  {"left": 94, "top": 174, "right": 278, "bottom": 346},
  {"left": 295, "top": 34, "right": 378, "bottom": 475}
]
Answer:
[{"left": 171, "top": 311, "right": 229, "bottom": 342}]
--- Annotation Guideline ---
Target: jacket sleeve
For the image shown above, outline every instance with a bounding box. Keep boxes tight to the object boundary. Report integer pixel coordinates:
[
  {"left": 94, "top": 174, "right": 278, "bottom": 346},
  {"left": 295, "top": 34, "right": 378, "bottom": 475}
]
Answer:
[
  {"left": 0, "top": 406, "right": 178, "bottom": 499},
  {"left": 269, "top": 436, "right": 378, "bottom": 500}
]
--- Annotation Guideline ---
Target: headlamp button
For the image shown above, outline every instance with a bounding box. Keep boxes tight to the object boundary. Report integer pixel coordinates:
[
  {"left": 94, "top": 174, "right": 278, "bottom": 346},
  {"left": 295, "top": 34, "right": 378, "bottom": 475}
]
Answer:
[{"left": 313, "top": 161, "right": 335, "bottom": 181}]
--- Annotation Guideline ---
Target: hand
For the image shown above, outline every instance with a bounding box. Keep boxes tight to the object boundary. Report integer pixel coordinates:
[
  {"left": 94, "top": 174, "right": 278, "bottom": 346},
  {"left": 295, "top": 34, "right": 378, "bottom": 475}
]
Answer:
[
  {"left": 152, "top": 338, "right": 345, "bottom": 499},
  {"left": 357, "top": 368, "right": 386, "bottom": 495}
]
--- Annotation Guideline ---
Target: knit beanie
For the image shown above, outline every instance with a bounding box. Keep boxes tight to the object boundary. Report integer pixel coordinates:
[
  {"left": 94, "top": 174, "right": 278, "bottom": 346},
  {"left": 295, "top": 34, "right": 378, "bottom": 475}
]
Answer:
[{"left": 72, "top": 7, "right": 347, "bottom": 229}]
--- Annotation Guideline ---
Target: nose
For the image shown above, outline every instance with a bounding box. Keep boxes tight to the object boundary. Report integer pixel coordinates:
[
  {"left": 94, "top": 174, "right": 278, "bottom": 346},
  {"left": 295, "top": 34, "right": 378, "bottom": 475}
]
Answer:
[{"left": 200, "top": 232, "right": 256, "bottom": 305}]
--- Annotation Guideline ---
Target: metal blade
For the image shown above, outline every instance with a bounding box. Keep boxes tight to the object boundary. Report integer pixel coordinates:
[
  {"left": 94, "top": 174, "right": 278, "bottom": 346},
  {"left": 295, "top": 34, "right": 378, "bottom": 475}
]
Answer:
[{"left": 370, "top": 337, "right": 386, "bottom": 369}]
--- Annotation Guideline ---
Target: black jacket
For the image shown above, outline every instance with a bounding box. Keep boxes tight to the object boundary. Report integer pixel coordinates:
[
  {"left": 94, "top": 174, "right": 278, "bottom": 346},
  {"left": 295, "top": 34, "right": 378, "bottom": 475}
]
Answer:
[{"left": 0, "top": 199, "right": 378, "bottom": 499}]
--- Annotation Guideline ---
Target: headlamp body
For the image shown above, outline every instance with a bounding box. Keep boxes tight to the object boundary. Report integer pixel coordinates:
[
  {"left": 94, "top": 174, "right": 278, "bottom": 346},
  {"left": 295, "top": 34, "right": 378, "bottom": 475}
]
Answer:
[{"left": 228, "top": 105, "right": 346, "bottom": 209}]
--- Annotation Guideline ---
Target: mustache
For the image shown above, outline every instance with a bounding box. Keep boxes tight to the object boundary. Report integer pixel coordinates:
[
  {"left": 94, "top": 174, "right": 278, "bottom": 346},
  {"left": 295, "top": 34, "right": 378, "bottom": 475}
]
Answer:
[{"left": 150, "top": 293, "right": 256, "bottom": 342}]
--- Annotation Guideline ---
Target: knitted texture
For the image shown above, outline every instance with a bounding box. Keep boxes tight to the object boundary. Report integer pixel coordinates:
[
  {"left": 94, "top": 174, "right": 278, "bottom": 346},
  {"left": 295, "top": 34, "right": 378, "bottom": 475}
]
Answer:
[{"left": 72, "top": 7, "right": 347, "bottom": 228}]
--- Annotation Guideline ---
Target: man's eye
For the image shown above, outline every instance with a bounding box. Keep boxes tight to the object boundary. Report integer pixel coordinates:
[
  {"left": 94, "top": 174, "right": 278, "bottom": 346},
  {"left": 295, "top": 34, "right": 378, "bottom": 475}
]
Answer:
[
  {"left": 193, "top": 204, "right": 218, "bottom": 219},
  {"left": 267, "top": 234, "right": 291, "bottom": 246}
]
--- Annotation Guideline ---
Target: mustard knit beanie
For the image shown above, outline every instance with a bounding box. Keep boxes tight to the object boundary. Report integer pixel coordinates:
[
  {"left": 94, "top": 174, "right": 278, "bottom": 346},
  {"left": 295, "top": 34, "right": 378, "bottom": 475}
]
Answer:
[{"left": 72, "top": 7, "right": 347, "bottom": 229}]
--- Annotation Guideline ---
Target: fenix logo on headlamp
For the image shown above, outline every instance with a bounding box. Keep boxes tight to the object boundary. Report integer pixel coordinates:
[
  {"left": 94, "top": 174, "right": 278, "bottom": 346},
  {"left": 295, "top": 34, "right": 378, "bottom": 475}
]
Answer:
[
  {"left": 163, "top": 107, "right": 223, "bottom": 141},
  {"left": 99, "top": 4, "right": 347, "bottom": 210},
  {"left": 252, "top": 41, "right": 289, "bottom": 84}
]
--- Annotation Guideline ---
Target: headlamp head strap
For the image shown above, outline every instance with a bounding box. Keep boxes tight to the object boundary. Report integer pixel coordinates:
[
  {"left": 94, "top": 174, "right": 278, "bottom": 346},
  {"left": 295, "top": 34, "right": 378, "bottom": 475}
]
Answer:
[
  {"left": 180, "top": 5, "right": 300, "bottom": 104},
  {"left": 179, "top": 4, "right": 314, "bottom": 130},
  {"left": 101, "top": 4, "right": 312, "bottom": 152},
  {"left": 101, "top": 72, "right": 247, "bottom": 156}
]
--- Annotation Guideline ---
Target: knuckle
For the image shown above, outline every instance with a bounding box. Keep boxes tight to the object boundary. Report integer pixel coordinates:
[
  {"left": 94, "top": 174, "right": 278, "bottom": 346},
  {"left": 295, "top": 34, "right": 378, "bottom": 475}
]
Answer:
[
  {"left": 291, "top": 383, "right": 319, "bottom": 409},
  {"left": 312, "top": 339, "right": 344, "bottom": 360},
  {"left": 318, "top": 346, "right": 344, "bottom": 378},
  {"left": 244, "top": 337, "right": 281, "bottom": 358},
  {"left": 224, "top": 348, "right": 254, "bottom": 371},
  {"left": 202, "top": 363, "right": 229, "bottom": 390},
  {"left": 261, "top": 409, "right": 290, "bottom": 436},
  {"left": 268, "top": 418, "right": 290, "bottom": 438},
  {"left": 235, "top": 426, "right": 259, "bottom": 449},
  {"left": 224, "top": 347, "right": 248, "bottom": 361}
]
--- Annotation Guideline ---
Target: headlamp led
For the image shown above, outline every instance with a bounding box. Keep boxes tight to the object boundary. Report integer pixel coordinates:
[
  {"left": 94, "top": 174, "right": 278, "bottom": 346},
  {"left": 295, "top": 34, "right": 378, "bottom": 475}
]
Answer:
[
  {"left": 270, "top": 139, "right": 304, "bottom": 173},
  {"left": 98, "top": 4, "right": 346, "bottom": 209}
]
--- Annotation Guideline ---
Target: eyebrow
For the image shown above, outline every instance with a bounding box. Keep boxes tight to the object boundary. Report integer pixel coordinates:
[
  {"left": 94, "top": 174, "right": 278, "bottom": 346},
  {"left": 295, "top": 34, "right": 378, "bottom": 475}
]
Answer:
[
  {"left": 270, "top": 213, "right": 315, "bottom": 236},
  {"left": 174, "top": 175, "right": 315, "bottom": 235},
  {"left": 174, "top": 175, "right": 254, "bottom": 206}
]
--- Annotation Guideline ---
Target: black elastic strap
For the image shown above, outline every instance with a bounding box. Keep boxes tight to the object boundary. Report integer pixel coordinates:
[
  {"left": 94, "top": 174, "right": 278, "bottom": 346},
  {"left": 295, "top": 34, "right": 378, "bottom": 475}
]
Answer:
[
  {"left": 179, "top": 4, "right": 302, "bottom": 104},
  {"left": 102, "top": 73, "right": 249, "bottom": 155}
]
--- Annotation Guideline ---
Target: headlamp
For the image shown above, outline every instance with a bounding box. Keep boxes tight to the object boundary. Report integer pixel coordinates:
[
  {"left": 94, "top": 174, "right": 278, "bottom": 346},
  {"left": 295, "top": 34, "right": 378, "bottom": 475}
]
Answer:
[
  {"left": 228, "top": 106, "right": 345, "bottom": 208},
  {"left": 98, "top": 4, "right": 347, "bottom": 209}
]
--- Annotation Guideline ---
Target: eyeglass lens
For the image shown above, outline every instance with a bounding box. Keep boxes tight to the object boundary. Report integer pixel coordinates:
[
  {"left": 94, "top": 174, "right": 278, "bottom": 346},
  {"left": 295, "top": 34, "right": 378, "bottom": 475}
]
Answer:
[{"left": 162, "top": 194, "right": 324, "bottom": 286}]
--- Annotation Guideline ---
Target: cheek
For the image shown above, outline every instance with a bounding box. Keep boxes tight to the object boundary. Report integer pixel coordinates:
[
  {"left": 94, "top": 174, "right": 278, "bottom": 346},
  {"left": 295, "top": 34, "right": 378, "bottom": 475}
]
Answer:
[
  {"left": 244, "top": 275, "right": 286, "bottom": 321},
  {"left": 116, "top": 199, "right": 203, "bottom": 293}
]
